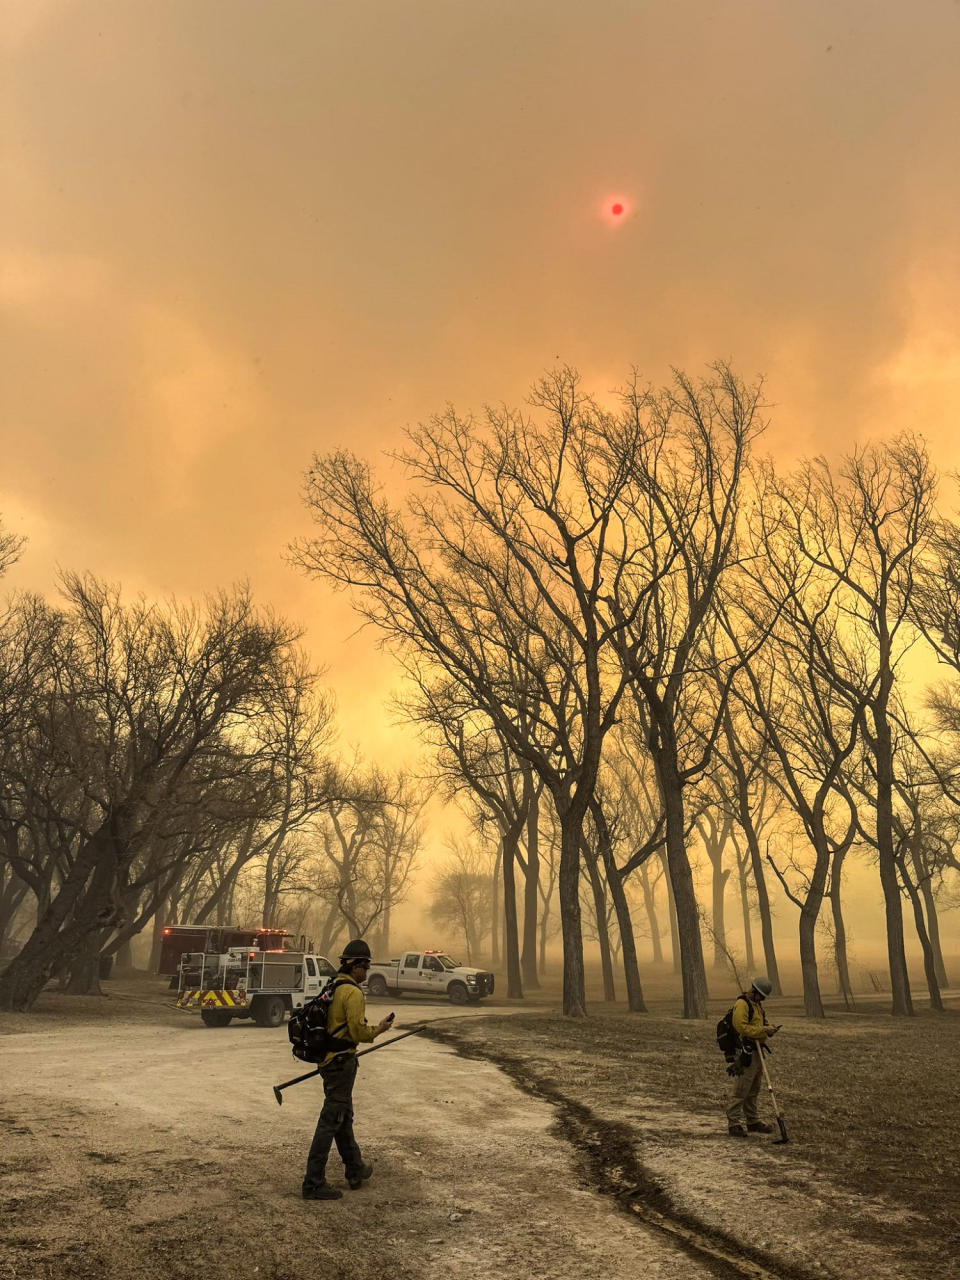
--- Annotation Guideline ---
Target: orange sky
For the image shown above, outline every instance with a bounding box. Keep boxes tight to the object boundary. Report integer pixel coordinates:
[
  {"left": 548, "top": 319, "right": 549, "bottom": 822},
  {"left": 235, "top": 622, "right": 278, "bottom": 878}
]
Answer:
[{"left": 3, "top": 0, "right": 960, "bottom": 769}]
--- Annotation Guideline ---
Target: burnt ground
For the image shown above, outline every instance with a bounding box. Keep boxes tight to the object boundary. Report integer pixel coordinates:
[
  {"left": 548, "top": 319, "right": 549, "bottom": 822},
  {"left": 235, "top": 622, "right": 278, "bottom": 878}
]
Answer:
[
  {"left": 424, "top": 998, "right": 960, "bottom": 1279},
  {"left": 1, "top": 977, "right": 958, "bottom": 1280}
]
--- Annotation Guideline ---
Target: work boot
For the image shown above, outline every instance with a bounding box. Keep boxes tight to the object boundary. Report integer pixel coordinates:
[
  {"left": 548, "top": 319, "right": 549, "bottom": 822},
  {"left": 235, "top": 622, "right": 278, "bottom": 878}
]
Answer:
[
  {"left": 747, "top": 1121, "right": 774, "bottom": 1134},
  {"left": 302, "top": 1182, "right": 343, "bottom": 1201},
  {"left": 347, "top": 1162, "right": 374, "bottom": 1190},
  {"left": 728, "top": 1123, "right": 748, "bottom": 1138}
]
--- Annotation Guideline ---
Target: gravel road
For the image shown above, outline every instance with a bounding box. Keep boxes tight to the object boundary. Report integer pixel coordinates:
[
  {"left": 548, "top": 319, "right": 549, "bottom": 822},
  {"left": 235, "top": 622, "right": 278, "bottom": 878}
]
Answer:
[{"left": 0, "top": 1001, "right": 717, "bottom": 1280}]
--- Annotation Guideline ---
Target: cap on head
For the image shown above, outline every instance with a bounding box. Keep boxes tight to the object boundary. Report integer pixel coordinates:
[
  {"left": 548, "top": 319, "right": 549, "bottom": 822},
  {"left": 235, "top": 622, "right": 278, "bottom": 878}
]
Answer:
[
  {"left": 340, "top": 938, "right": 372, "bottom": 965},
  {"left": 751, "top": 976, "right": 773, "bottom": 998}
]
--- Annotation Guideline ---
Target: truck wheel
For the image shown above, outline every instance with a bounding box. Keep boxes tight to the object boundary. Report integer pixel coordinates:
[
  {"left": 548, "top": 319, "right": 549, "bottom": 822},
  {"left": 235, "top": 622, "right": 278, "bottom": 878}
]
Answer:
[
  {"left": 252, "top": 995, "right": 286, "bottom": 1028},
  {"left": 448, "top": 982, "right": 468, "bottom": 1005},
  {"left": 367, "top": 974, "right": 389, "bottom": 997},
  {"left": 201, "top": 1009, "right": 232, "bottom": 1027}
]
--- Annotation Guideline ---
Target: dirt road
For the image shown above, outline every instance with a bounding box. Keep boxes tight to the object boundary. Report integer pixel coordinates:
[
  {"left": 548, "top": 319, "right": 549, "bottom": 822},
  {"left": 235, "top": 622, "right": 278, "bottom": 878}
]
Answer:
[{"left": 1, "top": 1001, "right": 719, "bottom": 1280}]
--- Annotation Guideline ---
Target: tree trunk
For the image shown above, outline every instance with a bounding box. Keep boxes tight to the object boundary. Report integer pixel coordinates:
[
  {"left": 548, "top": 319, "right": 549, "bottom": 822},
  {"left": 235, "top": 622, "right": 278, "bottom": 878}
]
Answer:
[
  {"left": 699, "top": 815, "right": 731, "bottom": 970},
  {"left": 65, "top": 935, "right": 104, "bottom": 995},
  {"left": 521, "top": 780, "right": 541, "bottom": 990},
  {"left": 656, "top": 745, "right": 708, "bottom": 1018},
  {"left": 638, "top": 861, "right": 663, "bottom": 964},
  {"left": 661, "top": 850, "right": 681, "bottom": 975},
  {"left": 0, "top": 871, "right": 30, "bottom": 948},
  {"left": 591, "top": 799, "right": 645, "bottom": 1011},
  {"left": 114, "top": 935, "right": 134, "bottom": 972},
  {"left": 584, "top": 847, "right": 615, "bottom": 1002},
  {"left": 149, "top": 901, "right": 169, "bottom": 973},
  {"left": 0, "top": 829, "right": 122, "bottom": 1012},
  {"left": 898, "top": 852, "right": 944, "bottom": 1012},
  {"left": 798, "top": 900, "right": 825, "bottom": 1018},
  {"left": 791, "top": 827, "right": 831, "bottom": 1018},
  {"left": 556, "top": 806, "right": 587, "bottom": 1017},
  {"left": 737, "top": 855, "right": 755, "bottom": 973},
  {"left": 711, "top": 866, "right": 730, "bottom": 969},
  {"left": 380, "top": 900, "right": 392, "bottom": 959},
  {"left": 538, "top": 893, "right": 550, "bottom": 976},
  {"left": 916, "top": 855, "right": 949, "bottom": 987},
  {"left": 746, "top": 826, "right": 781, "bottom": 995},
  {"left": 490, "top": 843, "right": 502, "bottom": 969},
  {"left": 873, "top": 705, "right": 914, "bottom": 1016},
  {"left": 501, "top": 829, "right": 523, "bottom": 999},
  {"left": 828, "top": 846, "right": 855, "bottom": 1010}
]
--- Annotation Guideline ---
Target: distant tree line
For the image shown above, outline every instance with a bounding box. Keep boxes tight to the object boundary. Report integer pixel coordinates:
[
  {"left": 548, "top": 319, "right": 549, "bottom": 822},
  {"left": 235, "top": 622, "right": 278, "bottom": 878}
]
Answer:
[
  {"left": 0, "top": 569, "right": 423, "bottom": 1011},
  {"left": 294, "top": 363, "right": 960, "bottom": 1019}
]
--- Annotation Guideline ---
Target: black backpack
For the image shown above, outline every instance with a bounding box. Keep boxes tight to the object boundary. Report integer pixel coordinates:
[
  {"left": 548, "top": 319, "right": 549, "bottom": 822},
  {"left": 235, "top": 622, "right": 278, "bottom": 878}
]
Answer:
[
  {"left": 716, "top": 996, "right": 751, "bottom": 1062},
  {"left": 717, "top": 995, "right": 768, "bottom": 1062},
  {"left": 288, "top": 977, "right": 354, "bottom": 1063}
]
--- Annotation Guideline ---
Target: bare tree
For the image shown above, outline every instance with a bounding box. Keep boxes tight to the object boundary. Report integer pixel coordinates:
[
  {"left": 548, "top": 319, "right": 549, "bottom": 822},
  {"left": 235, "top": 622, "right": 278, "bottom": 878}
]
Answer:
[
  {"left": 0, "top": 577, "right": 302, "bottom": 1010},
  {"left": 294, "top": 368, "right": 658, "bottom": 1016},
  {"left": 694, "top": 801, "right": 734, "bottom": 971},
  {"left": 728, "top": 527, "right": 865, "bottom": 1017},
  {"left": 429, "top": 838, "right": 494, "bottom": 964},
  {"left": 311, "top": 766, "right": 422, "bottom": 956},
  {"left": 712, "top": 704, "right": 783, "bottom": 992},
  {"left": 400, "top": 672, "right": 542, "bottom": 997},
  {"left": 758, "top": 440, "right": 936, "bottom": 1016},
  {"left": 608, "top": 365, "right": 767, "bottom": 1017}
]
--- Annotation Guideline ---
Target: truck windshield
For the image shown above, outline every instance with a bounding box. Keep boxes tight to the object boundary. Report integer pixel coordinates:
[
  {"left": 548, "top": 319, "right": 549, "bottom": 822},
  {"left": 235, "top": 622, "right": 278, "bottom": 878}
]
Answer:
[{"left": 436, "top": 955, "right": 460, "bottom": 970}]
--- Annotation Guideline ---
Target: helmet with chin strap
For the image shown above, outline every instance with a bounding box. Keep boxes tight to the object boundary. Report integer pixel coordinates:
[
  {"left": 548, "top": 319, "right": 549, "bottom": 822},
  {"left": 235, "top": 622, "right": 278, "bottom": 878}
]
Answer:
[{"left": 751, "top": 976, "right": 773, "bottom": 999}]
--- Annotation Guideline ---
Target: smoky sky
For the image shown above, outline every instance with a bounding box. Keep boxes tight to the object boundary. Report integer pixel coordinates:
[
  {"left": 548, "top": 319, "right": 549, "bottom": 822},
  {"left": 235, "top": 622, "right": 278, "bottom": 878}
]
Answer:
[{"left": 3, "top": 0, "right": 960, "bottom": 757}]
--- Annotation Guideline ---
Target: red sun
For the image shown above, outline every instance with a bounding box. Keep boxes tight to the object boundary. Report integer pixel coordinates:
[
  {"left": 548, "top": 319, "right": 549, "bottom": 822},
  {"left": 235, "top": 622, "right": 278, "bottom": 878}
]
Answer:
[{"left": 611, "top": 202, "right": 624, "bottom": 216}]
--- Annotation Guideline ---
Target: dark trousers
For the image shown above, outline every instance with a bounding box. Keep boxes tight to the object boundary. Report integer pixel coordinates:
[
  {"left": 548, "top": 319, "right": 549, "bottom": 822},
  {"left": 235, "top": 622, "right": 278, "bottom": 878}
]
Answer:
[{"left": 303, "top": 1055, "right": 364, "bottom": 1191}]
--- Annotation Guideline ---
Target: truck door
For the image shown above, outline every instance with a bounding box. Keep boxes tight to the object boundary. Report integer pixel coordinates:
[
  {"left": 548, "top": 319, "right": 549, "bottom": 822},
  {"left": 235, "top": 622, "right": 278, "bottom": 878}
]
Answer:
[
  {"left": 401, "top": 952, "right": 425, "bottom": 990},
  {"left": 420, "top": 954, "right": 444, "bottom": 992},
  {"left": 304, "top": 956, "right": 321, "bottom": 997}
]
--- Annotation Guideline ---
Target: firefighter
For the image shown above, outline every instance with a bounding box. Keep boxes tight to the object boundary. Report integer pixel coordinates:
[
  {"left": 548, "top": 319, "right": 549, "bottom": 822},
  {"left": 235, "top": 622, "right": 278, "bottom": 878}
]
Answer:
[
  {"left": 726, "top": 976, "right": 779, "bottom": 1137},
  {"left": 301, "top": 938, "right": 394, "bottom": 1201}
]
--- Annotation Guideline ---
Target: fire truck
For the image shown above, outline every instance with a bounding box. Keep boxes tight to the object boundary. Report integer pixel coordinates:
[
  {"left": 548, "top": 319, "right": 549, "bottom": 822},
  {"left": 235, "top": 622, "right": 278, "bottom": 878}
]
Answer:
[{"left": 176, "top": 946, "right": 337, "bottom": 1027}]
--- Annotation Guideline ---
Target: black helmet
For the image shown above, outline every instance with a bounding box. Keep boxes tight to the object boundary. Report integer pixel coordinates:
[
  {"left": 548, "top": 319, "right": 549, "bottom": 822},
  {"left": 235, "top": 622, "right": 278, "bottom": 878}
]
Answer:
[{"left": 340, "top": 938, "right": 372, "bottom": 966}]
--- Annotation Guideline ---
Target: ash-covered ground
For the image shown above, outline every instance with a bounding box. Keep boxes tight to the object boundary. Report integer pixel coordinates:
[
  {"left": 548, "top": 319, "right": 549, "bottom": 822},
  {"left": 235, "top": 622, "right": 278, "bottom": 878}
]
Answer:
[{"left": 1, "top": 978, "right": 957, "bottom": 1280}]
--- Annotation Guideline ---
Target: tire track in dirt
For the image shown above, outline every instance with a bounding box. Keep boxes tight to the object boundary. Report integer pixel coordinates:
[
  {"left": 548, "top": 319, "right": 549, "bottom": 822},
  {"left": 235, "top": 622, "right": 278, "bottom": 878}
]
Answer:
[{"left": 422, "top": 1025, "right": 820, "bottom": 1280}]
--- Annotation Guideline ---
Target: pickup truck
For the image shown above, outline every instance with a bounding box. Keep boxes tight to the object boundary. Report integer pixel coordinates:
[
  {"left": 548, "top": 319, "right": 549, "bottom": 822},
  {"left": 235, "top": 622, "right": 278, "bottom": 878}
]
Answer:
[{"left": 366, "top": 950, "right": 495, "bottom": 1004}]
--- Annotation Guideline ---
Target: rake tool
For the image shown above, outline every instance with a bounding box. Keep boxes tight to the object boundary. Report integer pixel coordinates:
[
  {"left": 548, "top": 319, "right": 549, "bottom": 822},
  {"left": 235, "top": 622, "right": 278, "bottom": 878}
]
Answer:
[{"left": 272, "top": 1024, "right": 428, "bottom": 1105}]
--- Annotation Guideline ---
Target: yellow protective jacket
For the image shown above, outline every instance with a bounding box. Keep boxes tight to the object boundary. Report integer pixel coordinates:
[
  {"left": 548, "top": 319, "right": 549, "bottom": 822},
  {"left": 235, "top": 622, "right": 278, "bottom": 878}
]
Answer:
[
  {"left": 322, "top": 974, "right": 378, "bottom": 1064},
  {"left": 731, "top": 994, "right": 770, "bottom": 1045}
]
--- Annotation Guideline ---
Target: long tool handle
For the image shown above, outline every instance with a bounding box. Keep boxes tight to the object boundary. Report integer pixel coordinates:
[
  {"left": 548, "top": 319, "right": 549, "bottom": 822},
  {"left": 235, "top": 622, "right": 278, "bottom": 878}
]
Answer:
[
  {"left": 356, "top": 1024, "right": 427, "bottom": 1057},
  {"left": 272, "top": 1025, "right": 428, "bottom": 1105},
  {"left": 758, "top": 1049, "right": 789, "bottom": 1144}
]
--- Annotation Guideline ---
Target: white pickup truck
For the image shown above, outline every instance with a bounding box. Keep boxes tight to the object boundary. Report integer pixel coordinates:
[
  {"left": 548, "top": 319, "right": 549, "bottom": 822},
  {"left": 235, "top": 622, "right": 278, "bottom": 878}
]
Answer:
[
  {"left": 366, "top": 950, "right": 495, "bottom": 1004},
  {"left": 176, "top": 948, "right": 337, "bottom": 1027}
]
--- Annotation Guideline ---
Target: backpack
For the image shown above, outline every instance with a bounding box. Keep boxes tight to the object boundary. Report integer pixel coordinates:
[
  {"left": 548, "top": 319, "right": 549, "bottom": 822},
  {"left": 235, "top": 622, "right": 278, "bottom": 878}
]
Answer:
[
  {"left": 288, "top": 977, "right": 354, "bottom": 1063},
  {"left": 716, "top": 995, "right": 768, "bottom": 1062},
  {"left": 716, "top": 996, "right": 757, "bottom": 1062},
  {"left": 716, "top": 1004, "right": 742, "bottom": 1061}
]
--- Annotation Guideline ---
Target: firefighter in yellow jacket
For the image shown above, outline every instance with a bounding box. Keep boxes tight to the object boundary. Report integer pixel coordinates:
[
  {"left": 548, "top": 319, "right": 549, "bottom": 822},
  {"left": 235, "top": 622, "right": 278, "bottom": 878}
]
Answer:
[
  {"left": 302, "top": 939, "right": 393, "bottom": 1200},
  {"left": 726, "top": 976, "right": 779, "bottom": 1137}
]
